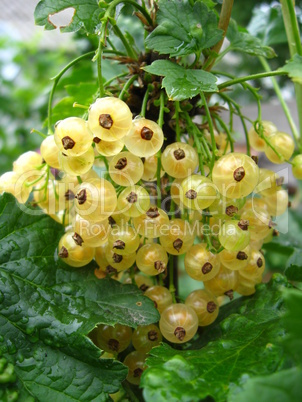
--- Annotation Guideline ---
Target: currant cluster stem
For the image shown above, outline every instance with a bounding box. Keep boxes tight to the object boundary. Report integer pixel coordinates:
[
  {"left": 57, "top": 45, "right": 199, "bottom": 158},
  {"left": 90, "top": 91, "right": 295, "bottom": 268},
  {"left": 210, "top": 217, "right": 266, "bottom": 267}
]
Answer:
[
  {"left": 156, "top": 91, "right": 165, "bottom": 208},
  {"left": 259, "top": 56, "right": 300, "bottom": 147},
  {"left": 47, "top": 51, "right": 95, "bottom": 134},
  {"left": 204, "top": 0, "right": 234, "bottom": 71},
  {"left": 280, "top": 0, "right": 302, "bottom": 141},
  {"left": 200, "top": 92, "right": 217, "bottom": 171}
]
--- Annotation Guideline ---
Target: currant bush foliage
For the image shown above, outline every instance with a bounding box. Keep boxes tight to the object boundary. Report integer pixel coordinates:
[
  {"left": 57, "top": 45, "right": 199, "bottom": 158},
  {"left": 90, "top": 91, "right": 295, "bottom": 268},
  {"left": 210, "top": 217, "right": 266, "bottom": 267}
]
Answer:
[
  {"left": 141, "top": 276, "right": 291, "bottom": 402},
  {"left": 144, "top": 60, "right": 218, "bottom": 100},
  {"left": 0, "top": 193, "right": 158, "bottom": 400},
  {"left": 145, "top": 0, "right": 223, "bottom": 56},
  {"left": 34, "top": 0, "right": 102, "bottom": 34}
]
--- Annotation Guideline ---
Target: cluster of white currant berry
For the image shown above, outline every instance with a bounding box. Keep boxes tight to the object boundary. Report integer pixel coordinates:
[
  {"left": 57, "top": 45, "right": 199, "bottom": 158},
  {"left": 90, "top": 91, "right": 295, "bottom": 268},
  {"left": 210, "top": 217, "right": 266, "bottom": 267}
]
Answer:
[{"left": 0, "top": 95, "right": 298, "bottom": 385}]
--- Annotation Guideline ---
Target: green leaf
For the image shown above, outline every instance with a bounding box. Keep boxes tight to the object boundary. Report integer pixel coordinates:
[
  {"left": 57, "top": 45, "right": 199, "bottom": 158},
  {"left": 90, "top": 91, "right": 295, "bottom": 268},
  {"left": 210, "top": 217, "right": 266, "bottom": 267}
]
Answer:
[
  {"left": 263, "top": 210, "right": 302, "bottom": 281},
  {"left": 284, "top": 249, "right": 302, "bottom": 281},
  {"left": 247, "top": 5, "right": 287, "bottom": 46},
  {"left": 145, "top": 0, "right": 223, "bottom": 56},
  {"left": 227, "top": 19, "right": 276, "bottom": 58},
  {"left": 229, "top": 288, "right": 302, "bottom": 402},
  {"left": 34, "top": 0, "right": 102, "bottom": 34},
  {"left": 278, "top": 55, "right": 302, "bottom": 84},
  {"left": 0, "top": 193, "right": 159, "bottom": 401},
  {"left": 282, "top": 288, "right": 302, "bottom": 361},
  {"left": 228, "top": 367, "right": 302, "bottom": 402},
  {"left": 141, "top": 275, "right": 290, "bottom": 402},
  {"left": 143, "top": 60, "right": 217, "bottom": 101}
]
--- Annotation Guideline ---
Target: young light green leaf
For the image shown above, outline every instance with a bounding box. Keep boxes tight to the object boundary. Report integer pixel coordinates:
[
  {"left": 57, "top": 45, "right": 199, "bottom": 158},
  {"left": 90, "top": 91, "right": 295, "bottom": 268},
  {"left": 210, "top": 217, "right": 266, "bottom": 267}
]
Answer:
[
  {"left": 227, "top": 19, "right": 276, "bottom": 58},
  {"left": 141, "top": 275, "right": 290, "bottom": 402},
  {"left": 34, "top": 0, "right": 102, "bottom": 34},
  {"left": 228, "top": 368, "right": 302, "bottom": 402},
  {"left": 278, "top": 55, "right": 302, "bottom": 84},
  {"left": 143, "top": 60, "right": 217, "bottom": 101},
  {"left": 0, "top": 193, "right": 159, "bottom": 401},
  {"left": 145, "top": 0, "right": 223, "bottom": 56}
]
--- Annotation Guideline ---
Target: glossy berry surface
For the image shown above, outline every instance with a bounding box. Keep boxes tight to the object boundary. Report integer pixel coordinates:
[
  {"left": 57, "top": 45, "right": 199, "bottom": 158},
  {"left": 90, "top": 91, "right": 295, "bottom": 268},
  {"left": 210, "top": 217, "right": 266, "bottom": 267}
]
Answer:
[
  {"left": 180, "top": 174, "right": 217, "bottom": 210},
  {"left": 58, "top": 231, "right": 95, "bottom": 267},
  {"left": 117, "top": 185, "right": 150, "bottom": 218},
  {"left": 136, "top": 243, "right": 168, "bottom": 276},
  {"left": 95, "top": 138, "right": 124, "bottom": 157},
  {"left": 132, "top": 206, "right": 169, "bottom": 239},
  {"left": 109, "top": 151, "right": 144, "bottom": 186},
  {"left": 248, "top": 120, "right": 277, "bottom": 151},
  {"left": 124, "top": 117, "right": 164, "bottom": 157},
  {"left": 58, "top": 146, "right": 95, "bottom": 176},
  {"left": 219, "top": 220, "right": 250, "bottom": 251},
  {"left": 88, "top": 97, "right": 132, "bottom": 142},
  {"left": 184, "top": 243, "right": 220, "bottom": 281},
  {"left": 108, "top": 224, "right": 140, "bottom": 255},
  {"left": 161, "top": 142, "right": 198, "bottom": 179},
  {"left": 96, "top": 323, "right": 132, "bottom": 354},
  {"left": 132, "top": 324, "right": 162, "bottom": 353},
  {"left": 264, "top": 132, "right": 295, "bottom": 164},
  {"left": 185, "top": 289, "right": 219, "bottom": 326},
  {"left": 292, "top": 154, "right": 302, "bottom": 180},
  {"left": 144, "top": 285, "right": 173, "bottom": 313},
  {"left": 54, "top": 117, "right": 93, "bottom": 157},
  {"left": 40, "top": 135, "right": 60, "bottom": 169},
  {"left": 212, "top": 153, "right": 259, "bottom": 199},
  {"left": 159, "top": 303, "right": 198, "bottom": 344},
  {"left": 74, "top": 178, "right": 117, "bottom": 222},
  {"left": 123, "top": 351, "right": 147, "bottom": 385},
  {"left": 204, "top": 266, "right": 239, "bottom": 299},
  {"left": 159, "top": 219, "right": 195, "bottom": 255}
]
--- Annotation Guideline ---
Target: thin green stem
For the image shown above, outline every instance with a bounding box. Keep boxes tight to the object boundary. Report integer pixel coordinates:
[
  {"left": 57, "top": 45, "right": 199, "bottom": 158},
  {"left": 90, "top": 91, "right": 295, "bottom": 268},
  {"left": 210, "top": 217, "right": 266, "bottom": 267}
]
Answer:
[
  {"left": 219, "top": 93, "right": 251, "bottom": 155},
  {"left": 200, "top": 92, "right": 217, "bottom": 170},
  {"left": 280, "top": 0, "right": 302, "bottom": 141},
  {"left": 140, "top": 85, "right": 152, "bottom": 117},
  {"left": 112, "top": 25, "right": 137, "bottom": 60},
  {"left": 25, "top": 172, "right": 46, "bottom": 187},
  {"left": 119, "top": 74, "right": 138, "bottom": 100},
  {"left": 259, "top": 57, "right": 300, "bottom": 147},
  {"left": 156, "top": 91, "right": 165, "bottom": 208},
  {"left": 254, "top": 121, "right": 284, "bottom": 160},
  {"left": 31, "top": 129, "right": 47, "bottom": 139},
  {"left": 97, "top": 21, "right": 108, "bottom": 98},
  {"left": 169, "top": 256, "right": 176, "bottom": 303},
  {"left": 218, "top": 70, "right": 286, "bottom": 90},
  {"left": 213, "top": 114, "right": 234, "bottom": 152},
  {"left": 209, "top": 46, "right": 231, "bottom": 68},
  {"left": 174, "top": 101, "right": 181, "bottom": 142},
  {"left": 105, "top": 0, "right": 153, "bottom": 26},
  {"left": 280, "top": 0, "right": 302, "bottom": 56},
  {"left": 200, "top": 136, "right": 212, "bottom": 161},
  {"left": 122, "top": 381, "right": 139, "bottom": 402},
  {"left": 102, "top": 156, "right": 109, "bottom": 172},
  {"left": 73, "top": 103, "right": 89, "bottom": 110},
  {"left": 48, "top": 51, "right": 95, "bottom": 134},
  {"left": 104, "top": 72, "right": 128, "bottom": 87},
  {"left": 184, "top": 113, "right": 206, "bottom": 175},
  {"left": 204, "top": 0, "right": 234, "bottom": 71},
  {"left": 77, "top": 176, "right": 83, "bottom": 184},
  {"left": 51, "top": 51, "right": 95, "bottom": 81},
  {"left": 103, "top": 48, "right": 127, "bottom": 56}
]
